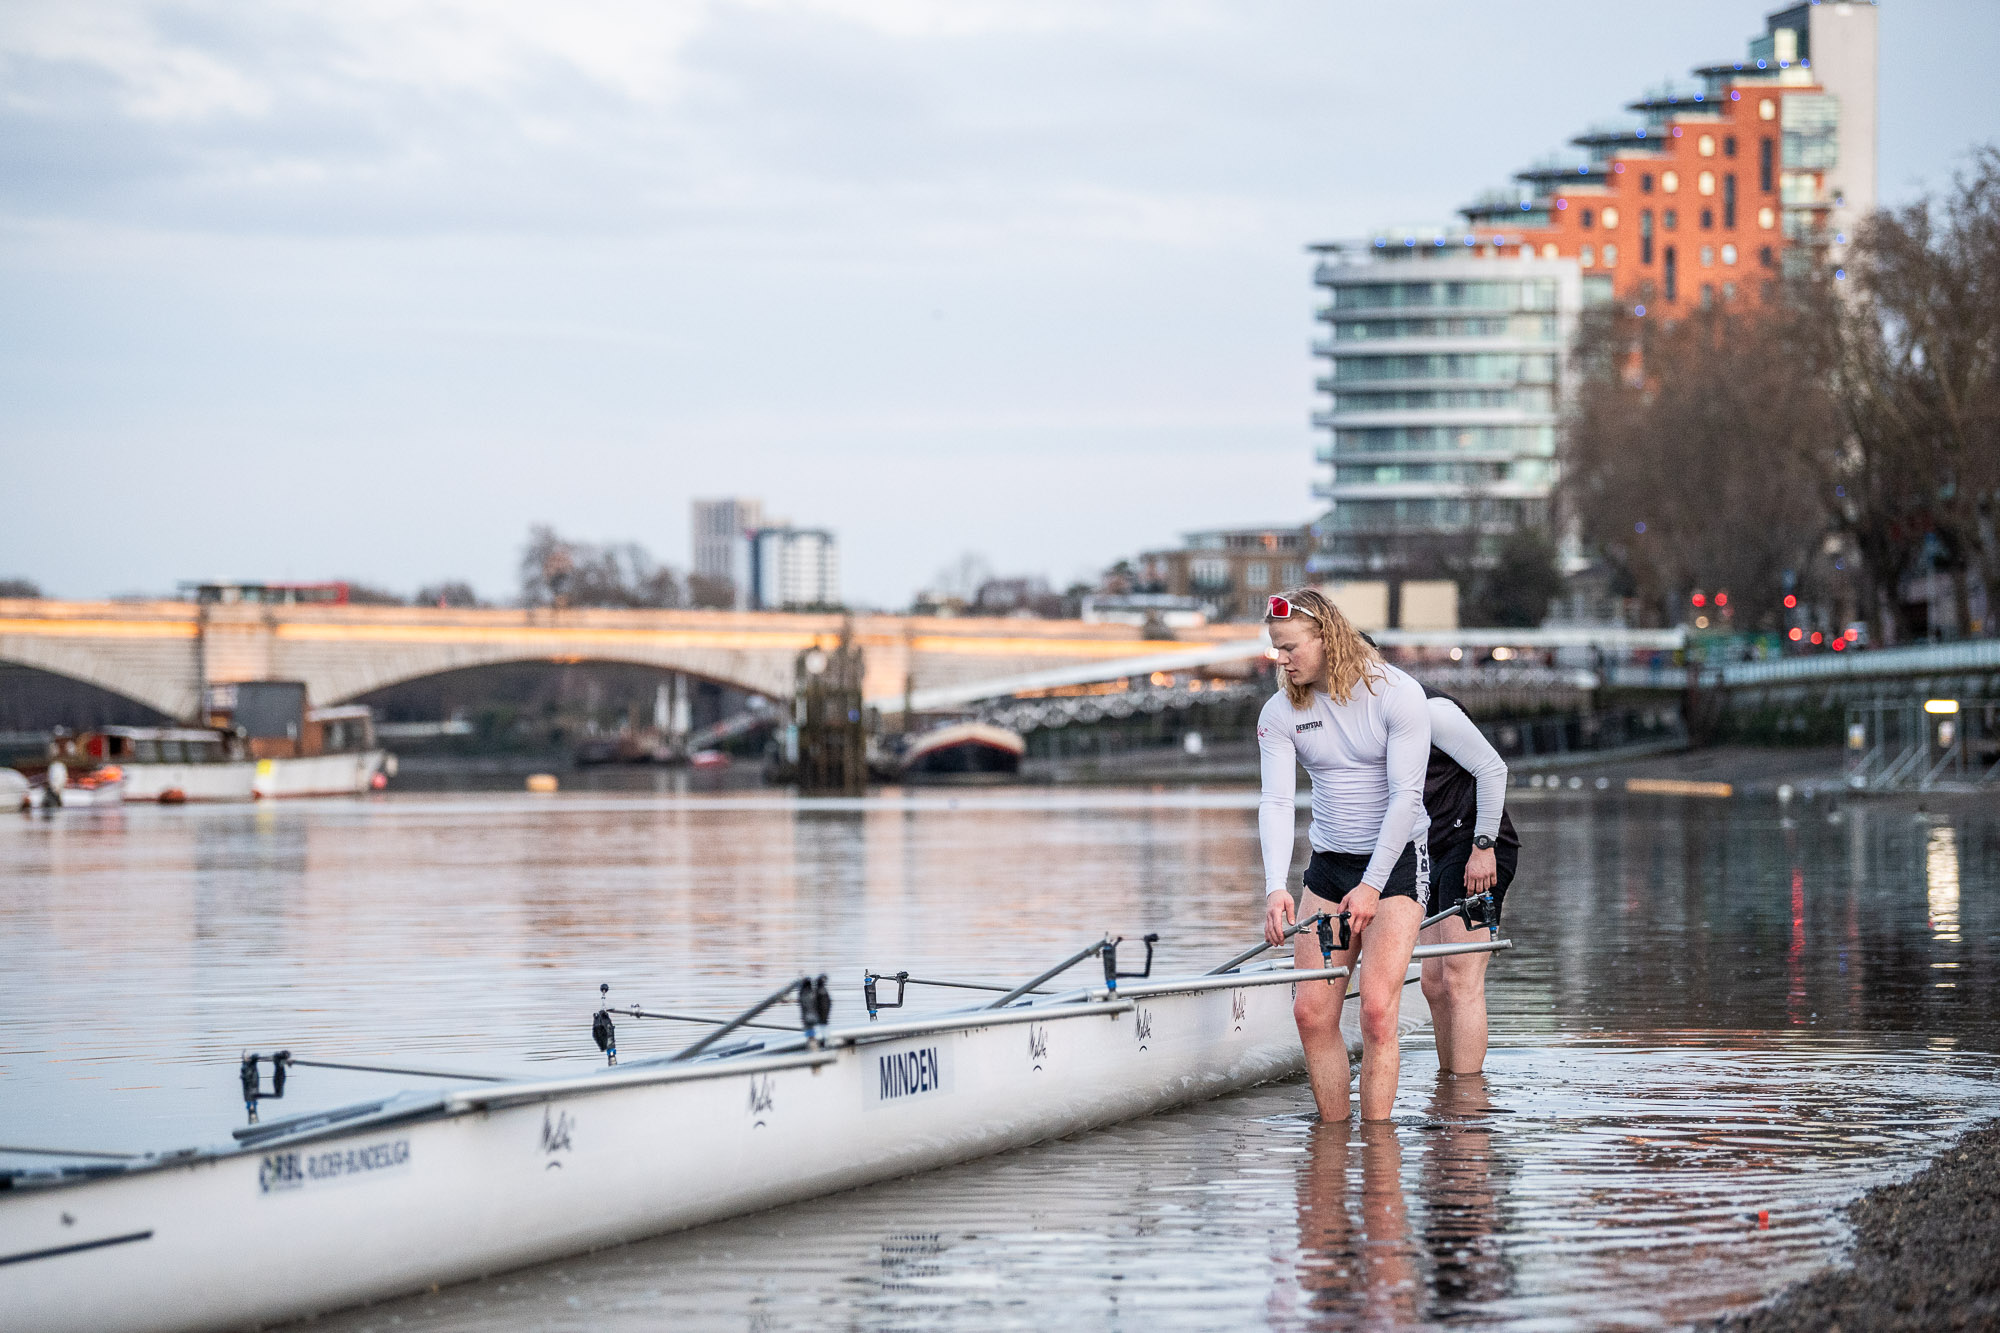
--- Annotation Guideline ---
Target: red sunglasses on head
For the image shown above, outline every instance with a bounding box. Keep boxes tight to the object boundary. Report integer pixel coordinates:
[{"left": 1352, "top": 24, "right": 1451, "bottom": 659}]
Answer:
[{"left": 1267, "top": 594, "right": 1319, "bottom": 621}]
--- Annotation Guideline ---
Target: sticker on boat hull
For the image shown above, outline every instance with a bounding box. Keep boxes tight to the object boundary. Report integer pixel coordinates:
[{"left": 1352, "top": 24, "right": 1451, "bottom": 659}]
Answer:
[
  {"left": 259, "top": 1138, "right": 411, "bottom": 1194},
  {"left": 868, "top": 1043, "right": 952, "bottom": 1108},
  {"left": 541, "top": 1107, "right": 574, "bottom": 1167}
]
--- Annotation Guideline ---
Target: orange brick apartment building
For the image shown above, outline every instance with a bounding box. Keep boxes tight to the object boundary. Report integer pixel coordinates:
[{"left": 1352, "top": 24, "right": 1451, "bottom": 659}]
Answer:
[{"left": 1465, "top": 0, "right": 1878, "bottom": 312}]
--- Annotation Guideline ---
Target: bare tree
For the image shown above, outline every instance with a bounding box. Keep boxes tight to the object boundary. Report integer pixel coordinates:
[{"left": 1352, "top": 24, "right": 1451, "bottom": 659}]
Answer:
[
  {"left": 518, "top": 526, "right": 686, "bottom": 610},
  {"left": 1563, "top": 304, "right": 1833, "bottom": 631},
  {"left": 342, "top": 582, "right": 405, "bottom": 606},
  {"left": 1789, "top": 147, "right": 2000, "bottom": 639},
  {"left": 686, "top": 574, "right": 737, "bottom": 610},
  {"left": 415, "top": 581, "right": 481, "bottom": 608}
]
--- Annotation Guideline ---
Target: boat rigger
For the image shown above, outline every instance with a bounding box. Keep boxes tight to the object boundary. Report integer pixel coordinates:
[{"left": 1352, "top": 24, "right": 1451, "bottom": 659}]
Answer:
[{"left": 0, "top": 906, "right": 1509, "bottom": 1333}]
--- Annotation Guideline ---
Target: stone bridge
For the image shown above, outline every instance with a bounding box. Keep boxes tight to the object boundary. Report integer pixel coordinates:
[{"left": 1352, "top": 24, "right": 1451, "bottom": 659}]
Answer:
[{"left": 0, "top": 599, "right": 1210, "bottom": 722}]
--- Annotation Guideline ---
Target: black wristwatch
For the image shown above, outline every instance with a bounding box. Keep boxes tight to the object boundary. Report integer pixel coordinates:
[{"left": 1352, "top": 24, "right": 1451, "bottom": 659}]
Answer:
[{"left": 1472, "top": 835, "right": 1495, "bottom": 850}]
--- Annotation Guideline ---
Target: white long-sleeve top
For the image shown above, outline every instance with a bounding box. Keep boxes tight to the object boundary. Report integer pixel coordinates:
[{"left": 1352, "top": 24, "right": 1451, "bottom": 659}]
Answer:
[
  {"left": 1426, "top": 695, "right": 1508, "bottom": 843},
  {"left": 1256, "top": 664, "right": 1431, "bottom": 899}
]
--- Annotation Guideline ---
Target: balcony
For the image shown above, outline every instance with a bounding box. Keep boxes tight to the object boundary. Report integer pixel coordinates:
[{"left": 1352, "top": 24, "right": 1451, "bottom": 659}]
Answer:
[
  {"left": 1515, "top": 159, "right": 1609, "bottom": 190},
  {"left": 1570, "top": 122, "right": 1665, "bottom": 154},
  {"left": 1625, "top": 81, "right": 1723, "bottom": 118},
  {"left": 1461, "top": 191, "right": 1542, "bottom": 223}
]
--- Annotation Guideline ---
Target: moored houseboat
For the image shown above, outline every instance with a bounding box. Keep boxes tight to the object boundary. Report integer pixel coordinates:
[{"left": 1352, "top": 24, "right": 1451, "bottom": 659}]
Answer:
[
  {"left": 84, "top": 728, "right": 256, "bottom": 802},
  {"left": 42, "top": 684, "right": 396, "bottom": 803},
  {"left": 897, "top": 720, "right": 1027, "bottom": 780}
]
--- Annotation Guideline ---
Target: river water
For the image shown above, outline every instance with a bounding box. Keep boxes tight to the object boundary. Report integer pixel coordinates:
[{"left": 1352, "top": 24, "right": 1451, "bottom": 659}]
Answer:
[{"left": 4, "top": 784, "right": 1998, "bottom": 1330}]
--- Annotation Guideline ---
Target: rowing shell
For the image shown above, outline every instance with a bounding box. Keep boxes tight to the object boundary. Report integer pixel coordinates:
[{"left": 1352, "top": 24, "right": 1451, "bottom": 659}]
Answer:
[{"left": 0, "top": 952, "right": 1480, "bottom": 1333}]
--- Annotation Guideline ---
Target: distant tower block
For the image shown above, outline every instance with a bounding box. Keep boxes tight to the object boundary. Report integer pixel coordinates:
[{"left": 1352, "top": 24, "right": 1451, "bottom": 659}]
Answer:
[{"left": 691, "top": 498, "right": 764, "bottom": 609}]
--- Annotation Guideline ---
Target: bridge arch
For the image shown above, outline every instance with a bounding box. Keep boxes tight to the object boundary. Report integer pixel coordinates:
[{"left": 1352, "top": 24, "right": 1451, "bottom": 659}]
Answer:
[
  {"left": 308, "top": 640, "right": 795, "bottom": 707},
  {"left": 0, "top": 632, "right": 199, "bottom": 721}
]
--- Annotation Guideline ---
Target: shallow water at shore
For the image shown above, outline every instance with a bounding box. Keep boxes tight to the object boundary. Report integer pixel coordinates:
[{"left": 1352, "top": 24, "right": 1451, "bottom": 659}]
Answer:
[{"left": 4, "top": 786, "right": 1997, "bottom": 1329}]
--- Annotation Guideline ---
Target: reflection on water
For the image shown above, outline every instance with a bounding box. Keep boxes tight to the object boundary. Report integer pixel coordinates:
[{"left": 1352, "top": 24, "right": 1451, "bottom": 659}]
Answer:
[
  {"left": 4, "top": 789, "right": 1998, "bottom": 1330},
  {"left": 1927, "top": 824, "right": 1962, "bottom": 945}
]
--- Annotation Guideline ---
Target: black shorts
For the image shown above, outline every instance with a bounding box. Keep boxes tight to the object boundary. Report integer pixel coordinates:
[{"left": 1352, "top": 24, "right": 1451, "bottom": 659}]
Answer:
[
  {"left": 1302, "top": 843, "right": 1428, "bottom": 912},
  {"left": 1427, "top": 839, "right": 1518, "bottom": 921}
]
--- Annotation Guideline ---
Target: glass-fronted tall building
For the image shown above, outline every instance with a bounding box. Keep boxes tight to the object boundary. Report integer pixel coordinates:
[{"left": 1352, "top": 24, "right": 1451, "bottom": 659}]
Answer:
[
  {"left": 1308, "top": 4, "right": 1877, "bottom": 584},
  {"left": 1308, "top": 238, "right": 1586, "bottom": 577}
]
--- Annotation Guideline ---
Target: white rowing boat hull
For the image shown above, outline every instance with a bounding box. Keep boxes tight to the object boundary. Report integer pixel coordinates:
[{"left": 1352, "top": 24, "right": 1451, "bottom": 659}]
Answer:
[{"left": 1, "top": 968, "right": 1429, "bottom": 1333}]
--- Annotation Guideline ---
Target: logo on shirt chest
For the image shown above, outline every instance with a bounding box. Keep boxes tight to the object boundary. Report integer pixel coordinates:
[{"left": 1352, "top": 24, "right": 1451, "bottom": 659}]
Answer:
[{"left": 1295, "top": 720, "right": 1323, "bottom": 733}]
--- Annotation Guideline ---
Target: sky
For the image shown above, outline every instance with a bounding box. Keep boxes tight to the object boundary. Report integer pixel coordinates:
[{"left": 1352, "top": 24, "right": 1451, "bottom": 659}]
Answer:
[{"left": 4, "top": 0, "right": 1997, "bottom": 609}]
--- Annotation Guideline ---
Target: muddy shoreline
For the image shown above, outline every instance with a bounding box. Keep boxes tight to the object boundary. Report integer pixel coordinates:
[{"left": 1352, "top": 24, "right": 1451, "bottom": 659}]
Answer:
[{"left": 1718, "top": 1120, "right": 2000, "bottom": 1331}]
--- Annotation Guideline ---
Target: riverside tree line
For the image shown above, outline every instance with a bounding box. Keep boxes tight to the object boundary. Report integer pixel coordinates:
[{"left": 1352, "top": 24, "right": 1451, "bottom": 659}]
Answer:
[{"left": 1563, "top": 149, "right": 2000, "bottom": 644}]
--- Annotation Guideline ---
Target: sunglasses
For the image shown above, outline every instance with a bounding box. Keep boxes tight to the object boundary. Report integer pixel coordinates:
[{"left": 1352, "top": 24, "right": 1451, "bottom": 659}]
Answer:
[{"left": 1267, "top": 594, "right": 1319, "bottom": 621}]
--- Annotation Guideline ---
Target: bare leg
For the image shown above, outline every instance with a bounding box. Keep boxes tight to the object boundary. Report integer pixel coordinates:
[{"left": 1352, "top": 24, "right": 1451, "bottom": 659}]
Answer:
[
  {"left": 1292, "top": 887, "right": 1359, "bottom": 1121},
  {"left": 1354, "top": 895, "right": 1421, "bottom": 1121},
  {"left": 1417, "top": 912, "right": 1491, "bottom": 1074}
]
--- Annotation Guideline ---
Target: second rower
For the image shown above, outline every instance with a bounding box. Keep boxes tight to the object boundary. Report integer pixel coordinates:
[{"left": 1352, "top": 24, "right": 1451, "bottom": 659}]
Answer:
[{"left": 1416, "top": 687, "right": 1521, "bottom": 1075}]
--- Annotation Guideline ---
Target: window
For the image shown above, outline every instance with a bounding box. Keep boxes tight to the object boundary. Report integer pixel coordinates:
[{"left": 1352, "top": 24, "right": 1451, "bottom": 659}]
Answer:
[
  {"left": 1759, "top": 98, "right": 1777, "bottom": 121},
  {"left": 1698, "top": 135, "right": 1716, "bottom": 157},
  {"left": 1721, "top": 243, "right": 1738, "bottom": 264},
  {"left": 1581, "top": 208, "right": 1594, "bottom": 229},
  {"left": 1641, "top": 173, "right": 1655, "bottom": 194},
  {"left": 1701, "top": 283, "right": 1716, "bottom": 309},
  {"left": 1760, "top": 137, "right": 1775, "bottom": 191},
  {"left": 1700, "top": 245, "right": 1714, "bottom": 267},
  {"left": 1664, "top": 246, "right": 1678, "bottom": 302},
  {"left": 1759, "top": 245, "right": 1775, "bottom": 268},
  {"left": 1662, "top": 171, "right": 1680, "bottom": 194},
  {"left": 1698, "top": 171, "right": 1716, "bottom": 196},
  {"left": 1724, "top": 135, "right": 1738, "bottom": 158},
  {"left": 1705, "top": 208, "right": 1718, "bottom": 229},
  {"left": 1190, "top": 559, "right": 1229, "bottom": 591},
  {"left": 1580, "top": 244, "right": 1595, "bottom": 267},
  {"left": 1640, "top": 210, "right": 1655, "bottom": 264},
  {"left": 1245, "top": 562, "right": 1270, "bottom": 590},
  {"left": 1281, "top": 563, "right": 1302, "bottom": 586},
  {"left": 1758, "top": 205, "right": 1776, "bottom": 230},
  {"left": 1722, "top": 282, "right": 1737, "bottom": 301},
  {"left": 1541, "top": 242, "right": 1558, "bottom": 260},
  {"left": 1602, "top": 207, "right": 1619, "bottom": 229},
  {"left": 1723, "top": 174, "right": 1737, "bottom": 227},
  {"left": 1602, "top": 243, "right": 1618, "bottom": 267},
  {"left": 1782, "top": 93, "right": 1840, "bottom": 169},
  {"left": 1663, "top": 209, "right": 1678, "bottom": 230}
]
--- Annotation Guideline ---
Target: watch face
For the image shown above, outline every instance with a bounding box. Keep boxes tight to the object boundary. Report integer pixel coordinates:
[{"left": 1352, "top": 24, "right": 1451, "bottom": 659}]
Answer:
[{"left": 1473, "top": 836, "right": 1494, "bottom": 850}]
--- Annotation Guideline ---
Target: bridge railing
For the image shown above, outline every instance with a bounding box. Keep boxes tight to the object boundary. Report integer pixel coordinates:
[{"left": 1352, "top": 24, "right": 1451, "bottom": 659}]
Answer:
[{"left": 1707, "top": 638, "right": 2000, "bottom": 687}]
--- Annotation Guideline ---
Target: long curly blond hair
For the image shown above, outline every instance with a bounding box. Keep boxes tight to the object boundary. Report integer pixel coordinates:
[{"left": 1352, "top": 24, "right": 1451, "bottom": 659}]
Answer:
[{"left": 1264, "top": 587, "right": 1384, "bottom": 708}]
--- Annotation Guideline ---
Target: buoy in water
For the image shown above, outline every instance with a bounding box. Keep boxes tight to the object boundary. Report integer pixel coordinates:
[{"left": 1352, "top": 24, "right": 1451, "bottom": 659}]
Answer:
[
  {"left": 158, "top": 788, "right": 187, "bottom": 805},
  {"left": 526, "top": 773, "right": 559, "bottom": 793}
]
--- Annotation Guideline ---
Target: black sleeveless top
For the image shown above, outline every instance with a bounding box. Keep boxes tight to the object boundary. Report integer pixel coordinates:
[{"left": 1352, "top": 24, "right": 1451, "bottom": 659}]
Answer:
[{"left": 1420, "top": 686, "right": 1520, "bottom": 856}]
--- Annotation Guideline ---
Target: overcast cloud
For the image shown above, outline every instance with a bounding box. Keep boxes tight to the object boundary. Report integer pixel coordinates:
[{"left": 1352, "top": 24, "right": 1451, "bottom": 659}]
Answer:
[{"left": 4, "top": 0, "right": 1997, "bottom": 606}]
